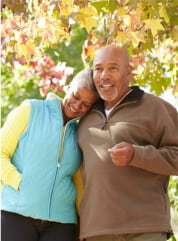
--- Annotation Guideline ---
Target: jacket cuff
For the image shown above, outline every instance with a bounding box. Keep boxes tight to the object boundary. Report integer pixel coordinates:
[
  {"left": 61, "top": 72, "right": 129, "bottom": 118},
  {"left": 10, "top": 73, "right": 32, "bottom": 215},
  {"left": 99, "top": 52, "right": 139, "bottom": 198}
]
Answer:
[{"left": 129, "top": 145, "right": 145, "bottom": 167}]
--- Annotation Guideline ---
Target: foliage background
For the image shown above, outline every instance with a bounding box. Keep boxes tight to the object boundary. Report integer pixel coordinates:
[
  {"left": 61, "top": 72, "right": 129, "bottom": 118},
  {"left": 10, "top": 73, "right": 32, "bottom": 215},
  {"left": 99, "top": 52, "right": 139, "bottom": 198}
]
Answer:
[{"left": 1, "top": 0, "right": 178, "bottom": 239}]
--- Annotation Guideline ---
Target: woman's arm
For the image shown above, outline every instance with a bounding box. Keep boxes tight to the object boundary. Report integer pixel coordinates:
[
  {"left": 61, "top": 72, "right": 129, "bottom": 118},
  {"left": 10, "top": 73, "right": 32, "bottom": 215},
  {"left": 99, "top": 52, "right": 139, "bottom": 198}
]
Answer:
[{"left": 1, "top": 101, "right": 30, "bottom": 190}]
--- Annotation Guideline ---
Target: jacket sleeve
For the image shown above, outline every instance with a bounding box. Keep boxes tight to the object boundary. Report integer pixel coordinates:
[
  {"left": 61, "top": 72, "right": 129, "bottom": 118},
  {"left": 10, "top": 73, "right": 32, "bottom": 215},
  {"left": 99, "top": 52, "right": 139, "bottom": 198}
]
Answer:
[
  {"left": 72, "top": 164, "right": 84, "bottom": 216},
  {"left": 1, "top": 101, "right": 30, "bottom": 190},
  {"left": 130, "top": 103, "right": 178, "bottom": 176}
]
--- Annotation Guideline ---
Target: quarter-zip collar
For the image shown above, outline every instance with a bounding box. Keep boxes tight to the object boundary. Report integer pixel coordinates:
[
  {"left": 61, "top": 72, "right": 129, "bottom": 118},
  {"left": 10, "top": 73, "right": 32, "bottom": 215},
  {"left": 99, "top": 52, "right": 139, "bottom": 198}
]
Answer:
[{"left": 93, "top": 86, "right": 144, "bottom": 115}]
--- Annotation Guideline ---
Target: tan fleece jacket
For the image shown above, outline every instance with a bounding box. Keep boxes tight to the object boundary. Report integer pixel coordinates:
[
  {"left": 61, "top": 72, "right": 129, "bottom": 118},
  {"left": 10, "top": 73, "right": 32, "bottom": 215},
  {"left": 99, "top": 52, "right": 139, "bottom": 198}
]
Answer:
[{"left": 78, "top": 87, "right": 178, "bottom": 240}]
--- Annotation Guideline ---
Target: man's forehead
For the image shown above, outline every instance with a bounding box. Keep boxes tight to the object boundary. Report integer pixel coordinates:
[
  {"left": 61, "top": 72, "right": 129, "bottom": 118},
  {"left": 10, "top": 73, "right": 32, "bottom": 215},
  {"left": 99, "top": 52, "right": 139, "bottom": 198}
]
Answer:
[
  {"left": 94, "top": 62, "right": 120, "bottom": 66},
  {"left": 94, "top": 47, "right": 129, "bottom": 65}
]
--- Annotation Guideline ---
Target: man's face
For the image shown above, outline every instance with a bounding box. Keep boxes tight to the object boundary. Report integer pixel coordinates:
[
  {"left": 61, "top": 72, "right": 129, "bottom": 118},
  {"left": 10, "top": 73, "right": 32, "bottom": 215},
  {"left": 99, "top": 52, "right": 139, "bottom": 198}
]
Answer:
[
  {"left": 62, "top": 86, "right": 98, "bottom": 122},
  {"left": 93, "top": 47, "right": 130, "bottom": 109}
]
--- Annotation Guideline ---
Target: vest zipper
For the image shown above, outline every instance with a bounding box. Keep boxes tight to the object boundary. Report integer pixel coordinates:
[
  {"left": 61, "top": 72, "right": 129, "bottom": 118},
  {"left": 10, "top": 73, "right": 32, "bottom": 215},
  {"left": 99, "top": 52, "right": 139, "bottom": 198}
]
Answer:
[
  {"left": 48, "top": 118, "right": 79, "bottom": 218},
  {"left": 57, "top": 118, "right": 79, "bottom": 167},
  {"left": 48, "top": 123, "right": 68, "bottom": 217},
  {"left": 48, "top": 168, "right": 58, "bottom": 218},
  {"left": 57, "top": 125, "right": 67, "bottom": 167}
]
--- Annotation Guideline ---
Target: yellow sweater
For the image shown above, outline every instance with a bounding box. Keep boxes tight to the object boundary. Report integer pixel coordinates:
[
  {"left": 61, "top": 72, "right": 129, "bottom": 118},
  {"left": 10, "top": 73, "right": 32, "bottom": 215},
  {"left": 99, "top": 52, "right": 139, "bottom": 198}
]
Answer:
[{"left": 1, "top": 101, "right": 83, "bottom": 212}]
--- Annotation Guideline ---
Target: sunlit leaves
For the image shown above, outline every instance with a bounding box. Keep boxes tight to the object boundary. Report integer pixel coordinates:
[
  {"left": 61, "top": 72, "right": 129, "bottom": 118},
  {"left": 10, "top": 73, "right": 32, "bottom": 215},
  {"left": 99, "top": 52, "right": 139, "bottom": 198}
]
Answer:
[
  {"left": 74, "top": 6, "right": 98, "bottom": 32},
  {"left": 143, "top": 19, "right": 164, "bottom": 37},
  {"left": 172, "top": 25, "right": 178, "bottom": 41},
  {"left": 58, "top": 0, "right": 74, "bottom": 16},
  {"left": 159, "top": 5, "right": 169, "bottom": 23},
  {"left": 1, "top": 0, "right": 178, "bottom": 97}
]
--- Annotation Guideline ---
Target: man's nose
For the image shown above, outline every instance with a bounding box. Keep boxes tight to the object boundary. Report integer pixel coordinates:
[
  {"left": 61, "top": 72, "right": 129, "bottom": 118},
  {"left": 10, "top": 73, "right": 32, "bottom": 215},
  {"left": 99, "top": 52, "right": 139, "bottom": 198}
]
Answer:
[{"left": 101, "top": 69, "right": 110, "bottom": 79}]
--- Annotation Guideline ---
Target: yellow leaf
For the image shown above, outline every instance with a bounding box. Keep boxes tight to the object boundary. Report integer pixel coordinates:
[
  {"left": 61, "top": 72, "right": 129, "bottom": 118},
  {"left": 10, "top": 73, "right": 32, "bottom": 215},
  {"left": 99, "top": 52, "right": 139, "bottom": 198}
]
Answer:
[
  {"left": 159, "top": 5, "right": 169, "bottom": 23},
  {"left": 128, "top": 31, "right": 145, "bottom": 48},
  {"left": 143, "top": 19, "right": 164, "bottom": 37},
  {"left": 116, "top": 32, "right": 127, "bottom": 44},
  {"left": 59, "top": 0, "right": 74, "bottom": 16},
  {"left": 116, "top": 7, "right": 128, "bottom": 16},
  {"left": 15, "top": 44, "right": 35, "bottom": 60},
  {"left": 28, "top": 0, "right": 39, "bottom": 12},
  {"left": 122, "top": 15, "right": 131, "bottom": 27},
  {"left": 75, "top": 14, "right": 98, "bottom": 32},
  {"left": 54, "top": 29, "right": 71, "bottom": 41},
  {"left": 28, "top": 0, "right": 33, "bottom": 13},
  {"left": 82, "top": 47, "right": 90, "bottom": 68},
  {"left": 79, "top": 6, "right": 98, "bottom": 16},
  {"left": 130, "top": 14, "right": 142, "bottom": 31},
  {"left": 85, "top": 17, "right": 98, "bottom": 32},
  {"left": 172, "top": 25, "right": 178, "bottom": 41},
  {"left": 87, "top": 45, "right": 95, "bottom": 60},
  {"left": 33, "top": 0, "right": 39, "bottom": 10}
]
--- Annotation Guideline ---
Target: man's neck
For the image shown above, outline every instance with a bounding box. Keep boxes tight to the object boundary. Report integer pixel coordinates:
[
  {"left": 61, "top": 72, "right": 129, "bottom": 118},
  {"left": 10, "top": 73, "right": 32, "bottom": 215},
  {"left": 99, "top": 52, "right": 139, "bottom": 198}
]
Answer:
[{"left": 105, "top": 87, "right": 132, "bottom": 110}]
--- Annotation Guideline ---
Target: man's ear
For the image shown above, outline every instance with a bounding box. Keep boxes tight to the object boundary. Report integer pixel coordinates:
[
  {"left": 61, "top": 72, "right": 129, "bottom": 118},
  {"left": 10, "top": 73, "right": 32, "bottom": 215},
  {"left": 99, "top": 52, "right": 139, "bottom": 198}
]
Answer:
[
  {"left": 127, "top": 65, "right": 135, "bottom": 83},
  {"left": 128, "top": 64, "right": 132, "bottom": 74}
]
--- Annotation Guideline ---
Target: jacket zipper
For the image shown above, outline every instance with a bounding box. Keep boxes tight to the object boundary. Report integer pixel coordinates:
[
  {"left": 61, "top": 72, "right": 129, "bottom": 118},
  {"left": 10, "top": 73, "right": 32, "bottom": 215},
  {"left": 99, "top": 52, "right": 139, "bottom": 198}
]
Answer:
[
  {"left": 95, "top": 101, "right": 138, "bottom": 130},
  {"left": 101, "top": 116, "right": 107, "bottom": 130}
]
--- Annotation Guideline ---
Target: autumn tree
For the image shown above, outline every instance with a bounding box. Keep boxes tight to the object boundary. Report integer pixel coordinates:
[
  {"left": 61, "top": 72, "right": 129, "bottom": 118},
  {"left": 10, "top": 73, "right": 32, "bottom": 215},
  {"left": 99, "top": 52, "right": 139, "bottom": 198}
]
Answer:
[{"left": 1, "top": 0, "right": 178, "bottom": 96}]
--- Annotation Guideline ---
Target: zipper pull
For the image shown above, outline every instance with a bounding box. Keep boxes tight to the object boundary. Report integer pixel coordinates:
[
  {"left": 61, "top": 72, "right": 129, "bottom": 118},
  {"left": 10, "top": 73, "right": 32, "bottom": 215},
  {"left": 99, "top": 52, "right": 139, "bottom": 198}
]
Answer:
[
  {"left": 101, "top": 118, "right": 107, "bottom": 130},
  {"left": 57, "top": 163, "right": 60, "bottom": 168}
]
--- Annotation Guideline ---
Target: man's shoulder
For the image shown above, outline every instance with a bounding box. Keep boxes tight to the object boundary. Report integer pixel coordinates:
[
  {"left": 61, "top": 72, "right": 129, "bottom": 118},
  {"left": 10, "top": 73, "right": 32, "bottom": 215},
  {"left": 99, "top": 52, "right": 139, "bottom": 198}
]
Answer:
[{"left": 143, "top": 91, "right": 177, "bottom": 113}]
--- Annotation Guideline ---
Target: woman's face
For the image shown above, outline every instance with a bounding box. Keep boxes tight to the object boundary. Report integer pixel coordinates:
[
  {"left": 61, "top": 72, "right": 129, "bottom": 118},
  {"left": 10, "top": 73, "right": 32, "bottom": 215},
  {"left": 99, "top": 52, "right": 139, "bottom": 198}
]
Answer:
[{"left": 62, "top": 86, "right": 98, "bottom": 122}]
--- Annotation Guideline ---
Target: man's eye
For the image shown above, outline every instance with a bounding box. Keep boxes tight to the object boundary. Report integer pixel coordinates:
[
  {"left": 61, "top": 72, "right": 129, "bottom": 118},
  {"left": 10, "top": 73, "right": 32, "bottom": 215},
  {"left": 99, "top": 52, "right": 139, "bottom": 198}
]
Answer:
[{"left": 95, "top": 67, "right": 102, "bottom": 71}]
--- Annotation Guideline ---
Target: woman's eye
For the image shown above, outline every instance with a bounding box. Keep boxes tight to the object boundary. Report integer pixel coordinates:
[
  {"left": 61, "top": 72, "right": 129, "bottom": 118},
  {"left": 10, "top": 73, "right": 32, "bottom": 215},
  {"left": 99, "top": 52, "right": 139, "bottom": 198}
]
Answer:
[
  {"left": 73, "top": 94, "right": 79, "bottom": 99},
  {"left": 84, "top": 103, "right": 90, "bottom": 108}
]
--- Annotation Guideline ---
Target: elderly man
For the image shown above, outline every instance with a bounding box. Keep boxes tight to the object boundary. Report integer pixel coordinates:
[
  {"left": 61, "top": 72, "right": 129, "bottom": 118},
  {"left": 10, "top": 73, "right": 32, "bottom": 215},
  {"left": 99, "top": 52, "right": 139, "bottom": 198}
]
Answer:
[{"left": 78, "top": 45, "right": 178, "bottom": 241}]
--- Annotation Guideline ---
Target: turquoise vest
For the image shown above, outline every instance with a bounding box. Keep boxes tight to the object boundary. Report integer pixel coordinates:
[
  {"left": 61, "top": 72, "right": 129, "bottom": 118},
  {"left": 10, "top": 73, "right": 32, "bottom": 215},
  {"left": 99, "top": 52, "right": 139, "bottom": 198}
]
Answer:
[{"left": 1, "top": 98, "right": 81, "bottom": 223}]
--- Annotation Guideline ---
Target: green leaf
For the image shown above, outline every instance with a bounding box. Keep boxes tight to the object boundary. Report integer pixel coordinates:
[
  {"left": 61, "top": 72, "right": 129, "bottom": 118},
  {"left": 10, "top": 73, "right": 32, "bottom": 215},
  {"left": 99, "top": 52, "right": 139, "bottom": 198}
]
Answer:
[
  {"left": 108, "top": 0, "right": 119, "bottom": 13},
  {"left": 91, "top": 1, "right": 108, "bottom": 14},
  {"left": 172, "top": 25, "right": 178, "bottom": 41}
]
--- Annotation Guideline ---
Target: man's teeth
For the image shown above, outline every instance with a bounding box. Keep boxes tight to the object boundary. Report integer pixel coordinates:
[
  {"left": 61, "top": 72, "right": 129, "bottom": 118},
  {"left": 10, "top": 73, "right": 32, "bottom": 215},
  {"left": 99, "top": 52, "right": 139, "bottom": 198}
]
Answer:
[{"left": 101, "top": 84, "right": 112, "bottom": 87}]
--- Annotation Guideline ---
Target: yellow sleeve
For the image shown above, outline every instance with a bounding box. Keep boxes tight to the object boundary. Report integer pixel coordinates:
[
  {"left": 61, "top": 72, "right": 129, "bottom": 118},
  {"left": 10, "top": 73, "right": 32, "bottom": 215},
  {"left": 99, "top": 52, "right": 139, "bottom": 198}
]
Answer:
[
  {"left": 73, "top": 164, "right": 84, "bottom": 216},
  {"left": 1, "top": 101, "right": 30, "bottom": 190}
]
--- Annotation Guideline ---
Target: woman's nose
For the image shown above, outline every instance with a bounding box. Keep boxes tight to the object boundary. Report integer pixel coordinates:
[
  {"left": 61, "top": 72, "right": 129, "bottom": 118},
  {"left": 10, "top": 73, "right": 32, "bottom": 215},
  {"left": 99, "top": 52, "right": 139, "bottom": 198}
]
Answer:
[{"left": 74, "top": 101, "right": 82, "bottom": 110}]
